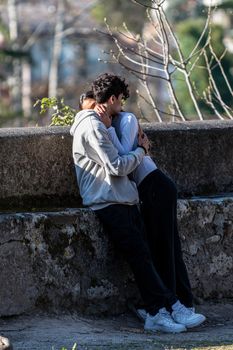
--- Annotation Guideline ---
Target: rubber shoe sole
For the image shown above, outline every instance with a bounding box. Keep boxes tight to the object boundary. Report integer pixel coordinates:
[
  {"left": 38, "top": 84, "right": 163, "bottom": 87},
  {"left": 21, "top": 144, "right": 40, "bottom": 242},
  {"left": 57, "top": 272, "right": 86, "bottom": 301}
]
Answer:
[
  {"left": 185, "top": 315, "right": 206, "bottom": 328},
  {"left": 144, "top": 324, "right": 187, "bottom": 333}
]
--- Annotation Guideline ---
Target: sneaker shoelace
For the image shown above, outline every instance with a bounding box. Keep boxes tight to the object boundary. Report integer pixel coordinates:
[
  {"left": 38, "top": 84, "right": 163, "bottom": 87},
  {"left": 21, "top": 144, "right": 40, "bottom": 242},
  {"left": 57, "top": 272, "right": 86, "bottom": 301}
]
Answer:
[
  {"left": 176, "top": 304, "right": 194, "bottom": 316},
  {"left": 159, "top": 308, "right": 175, "bottom": 324},
  {"left": 188, "top": 307, "right": 195, "bottom": 313}
]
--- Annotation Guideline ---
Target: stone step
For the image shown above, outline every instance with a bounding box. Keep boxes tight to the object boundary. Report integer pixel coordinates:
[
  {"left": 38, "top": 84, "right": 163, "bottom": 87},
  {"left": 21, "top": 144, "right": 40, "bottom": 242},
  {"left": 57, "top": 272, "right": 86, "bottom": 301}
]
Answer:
[{"left": 0, "top": 197, "right": 232, "bottom": 317}]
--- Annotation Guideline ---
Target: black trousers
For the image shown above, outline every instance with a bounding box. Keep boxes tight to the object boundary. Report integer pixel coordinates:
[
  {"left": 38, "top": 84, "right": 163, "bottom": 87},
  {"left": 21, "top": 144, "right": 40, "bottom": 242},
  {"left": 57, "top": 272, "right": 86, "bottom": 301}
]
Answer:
[
  {"left": 95, "top": 204, "right": 177, "bottom": 315},
  {"left": 138, "top": 169, "right": 193, "bottom": 307}
]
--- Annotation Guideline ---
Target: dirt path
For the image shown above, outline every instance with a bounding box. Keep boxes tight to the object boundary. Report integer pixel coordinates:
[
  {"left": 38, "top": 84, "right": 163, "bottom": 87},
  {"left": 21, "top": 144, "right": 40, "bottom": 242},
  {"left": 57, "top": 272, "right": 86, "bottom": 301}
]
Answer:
[{"left": 0, "top": 301, "right": 233, "bottom": 350}]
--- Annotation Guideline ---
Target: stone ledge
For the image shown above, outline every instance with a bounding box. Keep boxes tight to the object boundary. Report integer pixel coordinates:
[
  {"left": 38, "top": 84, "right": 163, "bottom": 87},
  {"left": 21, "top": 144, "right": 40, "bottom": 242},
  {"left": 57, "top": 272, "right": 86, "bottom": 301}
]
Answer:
[
  {"left": 1, "top": 120, "right": 233, "bottom": 209},
  {"left": 0, "top": 196, "right": 232, "bottom": 317}
]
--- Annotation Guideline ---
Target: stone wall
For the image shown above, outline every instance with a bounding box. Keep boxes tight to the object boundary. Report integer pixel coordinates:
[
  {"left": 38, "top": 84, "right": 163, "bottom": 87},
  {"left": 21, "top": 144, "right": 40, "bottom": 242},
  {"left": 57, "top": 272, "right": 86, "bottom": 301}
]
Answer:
[
  {"left": 0, "top": 127, "right": 80, "bottom": 210},
  {"left": 0, "top": 197, "right": 232, "bottom": 317},
  {"left": 0, "top": 120, "right": 233, "bottom": 317},
  {"left": 0, "top": 120, "right": 233, "bottom": 209}
]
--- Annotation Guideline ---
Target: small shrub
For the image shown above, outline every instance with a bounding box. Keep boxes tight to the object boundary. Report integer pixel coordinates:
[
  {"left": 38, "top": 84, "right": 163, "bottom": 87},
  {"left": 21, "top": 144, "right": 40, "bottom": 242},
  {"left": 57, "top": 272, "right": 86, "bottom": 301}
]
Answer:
[{"left": 34, "top": 97, "right": 77, "bottom": 126}]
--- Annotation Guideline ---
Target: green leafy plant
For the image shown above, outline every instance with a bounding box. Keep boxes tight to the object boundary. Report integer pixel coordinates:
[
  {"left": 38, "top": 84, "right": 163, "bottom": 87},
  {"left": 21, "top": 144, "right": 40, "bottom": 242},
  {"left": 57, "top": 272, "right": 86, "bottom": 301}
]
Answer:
[{"left": 34, "top": 97, "right": 77, "bottom": 126}]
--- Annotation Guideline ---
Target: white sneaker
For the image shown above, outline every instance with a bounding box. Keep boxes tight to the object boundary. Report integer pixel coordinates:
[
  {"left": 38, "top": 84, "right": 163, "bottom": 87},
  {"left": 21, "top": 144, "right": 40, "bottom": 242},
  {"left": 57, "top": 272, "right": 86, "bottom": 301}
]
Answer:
[
  {"left": 172, "top": 303, "right": 206, "bottom": 328},
  {"left": 144, "top": 308, "right": 187, "bottom": 333},
  {"left": 136, "top": 308, "right": 147, "bottom": 321}
]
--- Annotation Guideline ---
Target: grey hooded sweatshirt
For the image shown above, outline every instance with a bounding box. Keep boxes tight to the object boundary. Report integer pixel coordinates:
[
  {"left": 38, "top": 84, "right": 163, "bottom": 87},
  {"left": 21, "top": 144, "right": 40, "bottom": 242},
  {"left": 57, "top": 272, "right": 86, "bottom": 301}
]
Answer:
[{"left": 70, "top": 110, "right": 145, "bottom": 210}]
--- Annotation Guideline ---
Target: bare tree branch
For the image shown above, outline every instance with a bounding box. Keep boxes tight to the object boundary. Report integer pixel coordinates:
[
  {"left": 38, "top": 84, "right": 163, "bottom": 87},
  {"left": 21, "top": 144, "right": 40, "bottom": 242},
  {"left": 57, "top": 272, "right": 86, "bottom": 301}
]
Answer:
[
  {"left": 154, "top": 6, "right": 186, "bottom": 121},
  {"left": 210, "top": 48, "right": 227, "bottom": 70},
  {"left": 160, "top": 6, "right": 204, "bottom": 120},
  {"left": 137, "top": 100, "right": 151, "bottom": 122},
  {"left": 98, "top": 0, "right": 231, "bottom": 122},
  {"left": 209, "top": 43, "right": 233, "bottom": 97},
  {"left": 131, "top": 0, "right": 159, "bottom": 11},
  {"left": 111, "top": 32, "right": 165, "bottom": 67},
  {"left": 111, "top": 56, "right": 169, "bottom": 81},
  {"left": 203, "top": 89, "right": 224, "bottom": 120},
  {"left": 136, "top": 90, "right": 185, "bottom": 119},
  {"left": 203, "top": 50, "right": 233, "bottom": 119},
  {"left": 187, "top": 5, "right": 213, "bottom": 61},
  {"left": 140, "top": 40, "right": 163, "bottom": 122},
  {"left": 187, "top": 37, "right": 210, "bottom": 76},
  {"left": 146, "top": 7, "right": 163, "bottom": 42}
]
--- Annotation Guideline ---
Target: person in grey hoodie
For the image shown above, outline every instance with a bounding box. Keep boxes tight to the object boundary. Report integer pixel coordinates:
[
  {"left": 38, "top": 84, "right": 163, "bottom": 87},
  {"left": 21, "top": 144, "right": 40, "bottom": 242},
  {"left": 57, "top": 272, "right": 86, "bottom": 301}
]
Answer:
[{"left": 70, "top": 73, "right": 189, "bottom": 334}]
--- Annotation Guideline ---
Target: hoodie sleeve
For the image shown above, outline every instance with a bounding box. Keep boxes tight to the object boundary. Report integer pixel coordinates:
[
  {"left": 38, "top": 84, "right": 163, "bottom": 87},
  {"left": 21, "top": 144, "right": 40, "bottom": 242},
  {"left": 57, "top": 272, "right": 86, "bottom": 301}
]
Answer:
[{"left": 88, "top": 122, "right": 145, "bottom": 177}]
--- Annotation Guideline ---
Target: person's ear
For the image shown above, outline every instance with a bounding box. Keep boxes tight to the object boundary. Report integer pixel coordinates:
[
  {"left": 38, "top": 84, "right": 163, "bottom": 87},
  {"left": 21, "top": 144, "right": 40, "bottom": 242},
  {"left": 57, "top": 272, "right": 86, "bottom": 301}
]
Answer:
[{"left": 109, "top": 95, "right": 116, "bottom": 105}]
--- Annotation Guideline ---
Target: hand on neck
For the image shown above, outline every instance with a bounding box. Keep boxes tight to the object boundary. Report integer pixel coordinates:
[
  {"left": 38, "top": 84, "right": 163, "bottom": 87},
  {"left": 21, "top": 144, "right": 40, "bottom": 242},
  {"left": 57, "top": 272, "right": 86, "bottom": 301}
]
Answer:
[{"left": 100, "top": 103, "right": 112, "bottom": 117}]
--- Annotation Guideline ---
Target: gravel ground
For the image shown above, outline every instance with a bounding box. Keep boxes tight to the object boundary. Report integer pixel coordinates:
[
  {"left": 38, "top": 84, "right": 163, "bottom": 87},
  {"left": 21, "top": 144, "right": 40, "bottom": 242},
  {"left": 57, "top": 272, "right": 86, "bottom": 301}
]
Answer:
[{"left": 0, "top": 301, "right": 233, "bottom": 350}]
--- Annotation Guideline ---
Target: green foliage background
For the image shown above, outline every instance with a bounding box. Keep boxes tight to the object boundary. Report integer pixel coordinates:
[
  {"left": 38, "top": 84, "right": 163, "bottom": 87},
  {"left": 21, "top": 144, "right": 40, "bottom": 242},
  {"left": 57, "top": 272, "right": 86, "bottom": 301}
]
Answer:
[{"left": 173, "top": 19, "right": 233, "bottom": 117}]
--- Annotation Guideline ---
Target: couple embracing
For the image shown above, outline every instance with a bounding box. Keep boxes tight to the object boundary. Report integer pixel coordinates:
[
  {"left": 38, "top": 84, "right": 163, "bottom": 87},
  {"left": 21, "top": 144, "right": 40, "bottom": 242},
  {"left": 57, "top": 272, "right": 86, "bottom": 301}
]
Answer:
[{"left": 70, "top": 73, "right": 206, "bottom": 333}]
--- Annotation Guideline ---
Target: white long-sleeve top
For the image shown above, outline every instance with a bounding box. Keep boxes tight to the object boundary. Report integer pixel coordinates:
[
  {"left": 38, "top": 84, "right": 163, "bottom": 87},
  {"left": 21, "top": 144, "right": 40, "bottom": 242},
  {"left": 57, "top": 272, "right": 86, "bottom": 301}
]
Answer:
[{"left": 108, "top": 112, "right": 157, "bottom": 186}]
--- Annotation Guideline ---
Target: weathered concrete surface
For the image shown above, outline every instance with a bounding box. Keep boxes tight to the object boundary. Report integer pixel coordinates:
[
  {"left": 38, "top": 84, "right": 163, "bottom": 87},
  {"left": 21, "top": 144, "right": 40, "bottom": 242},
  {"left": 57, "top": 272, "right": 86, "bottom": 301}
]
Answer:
[
  {"left": 0, "top": 120, "right": 233, "bottom": 209},
  {"left": 0, "top": 127, "right": 79, "bottom": 210},
  {"left": 177, "top": 197, "right": 233, "bottom": 300},
  {"left": 144, "top": 120, "right": 233, "bottom": 197},
  {"left": 0, "top": 197, "right": 232, "bottom": 317},
  {"left": 0, "top": 302, "right": 233, "bottom": 350}
]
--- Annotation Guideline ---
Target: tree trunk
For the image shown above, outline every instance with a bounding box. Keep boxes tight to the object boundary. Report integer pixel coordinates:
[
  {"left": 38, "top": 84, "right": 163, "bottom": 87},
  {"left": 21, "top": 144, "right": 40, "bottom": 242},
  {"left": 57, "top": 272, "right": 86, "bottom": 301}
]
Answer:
[
  {"left": 21, "top": 59, "right": 32, "bottom": 122},
  {"left": 48, "top": 0, "right": 64, "bottom": 98},
  {"left": 7, "top": 0, "right": 21, "bottom": 113}
]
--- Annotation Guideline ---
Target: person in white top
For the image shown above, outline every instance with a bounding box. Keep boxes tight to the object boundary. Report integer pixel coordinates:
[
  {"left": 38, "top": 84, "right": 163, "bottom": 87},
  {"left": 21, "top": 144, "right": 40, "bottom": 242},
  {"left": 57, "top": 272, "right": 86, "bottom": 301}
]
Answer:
[{"left": 78, "top": 74, "right": 206, "bottom": 331}]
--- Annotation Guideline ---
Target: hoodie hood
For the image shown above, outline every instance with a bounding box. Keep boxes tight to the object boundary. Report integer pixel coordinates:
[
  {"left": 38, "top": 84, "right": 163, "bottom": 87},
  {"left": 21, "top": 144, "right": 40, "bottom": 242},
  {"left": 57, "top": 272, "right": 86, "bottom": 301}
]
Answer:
[{"left": 70, "top": 109, "right": 97, "bottom": 136}]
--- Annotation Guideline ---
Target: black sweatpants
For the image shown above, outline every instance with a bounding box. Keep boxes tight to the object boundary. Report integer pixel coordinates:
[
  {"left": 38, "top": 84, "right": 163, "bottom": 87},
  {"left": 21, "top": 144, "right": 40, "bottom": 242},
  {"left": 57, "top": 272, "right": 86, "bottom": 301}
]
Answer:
[
  {"left": 138, "top": 169, "right": 193, "bottom": 307},
  {"left": 95, "top": 204, "right": 177, "bottom": 315}
]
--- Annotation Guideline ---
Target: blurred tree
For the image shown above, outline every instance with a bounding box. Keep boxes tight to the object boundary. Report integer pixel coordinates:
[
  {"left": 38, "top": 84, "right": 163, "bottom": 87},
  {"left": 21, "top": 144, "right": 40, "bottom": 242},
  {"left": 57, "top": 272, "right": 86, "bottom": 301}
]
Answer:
[
  {"left": 207, "top": 0, "right": 233, "bottom": 9},
  {"left": 0, "top": 14, "right": 30, "bottom": 124},
  {"left": 92, "top": 0, "right": 151, "bottom": 33},
  {"left": 0, "top": 18, "right": 9, "bottom": 43},
  {"left": 0, "top": 0, "right": 98, "bottom": 125},
  {"left": 164, "top": 0, "right": 206, "bottom": 23}
]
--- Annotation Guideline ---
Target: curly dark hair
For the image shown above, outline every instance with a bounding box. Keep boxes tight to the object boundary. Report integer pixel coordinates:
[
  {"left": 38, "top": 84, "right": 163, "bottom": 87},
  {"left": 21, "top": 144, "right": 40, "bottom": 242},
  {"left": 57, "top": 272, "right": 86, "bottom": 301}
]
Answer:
[{"left": 91, "top": 73, "right": 130, "bottom": 103}]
